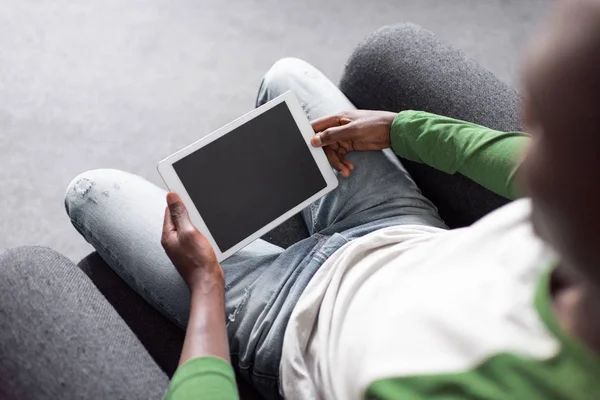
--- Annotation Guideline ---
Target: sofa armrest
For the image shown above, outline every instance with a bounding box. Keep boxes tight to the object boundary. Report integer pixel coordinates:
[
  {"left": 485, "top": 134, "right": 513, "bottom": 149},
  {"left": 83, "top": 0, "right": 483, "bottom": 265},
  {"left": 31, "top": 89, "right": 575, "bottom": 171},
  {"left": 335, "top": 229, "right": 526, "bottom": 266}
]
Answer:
[
  {"left": 78, "top": 252, "right": 184, "bottom": 376},
  {"left": 78, "top": 252, "right": 263, "bottom": 399}
]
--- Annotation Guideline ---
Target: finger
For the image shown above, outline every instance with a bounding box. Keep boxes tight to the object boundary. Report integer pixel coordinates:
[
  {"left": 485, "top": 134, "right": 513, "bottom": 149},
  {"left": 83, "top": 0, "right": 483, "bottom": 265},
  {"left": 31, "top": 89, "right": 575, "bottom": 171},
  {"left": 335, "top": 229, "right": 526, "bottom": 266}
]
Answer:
[
  {"left": 166, "top": 192, "right": 194, "bottom": 231},
  {"left": 339, "top": 117, "right": 352, "bottom": 126},
  {"left": 326, "top": 140, "right": 340, "bottom": 152},
  {"left": 311, "top": 113, "right": 352, "bottom": 133},
  {"left": 342, "top": 159, "right": 354, "bottom": 171},
  {"left": 311, "top": 114, "right": 342, "bottom": 133},
  {"left": 162, "top": 204, "right": 175, "bottom": 238},
  {"left": 338, "top": 139, "right": 354, "bottom": 153},
  {"left": 324, "top": 148, "right": 345, "bottom": 172},
  {"left": 326, "top": 148, "right": 350, "bottom": 177},
  {"left": 335, "top": 148, "right": 354, "bottom": 172},
  {"left": 312, "top": 124, "right": 357, "bottom": 147},
  {"left": 311, "top": 125, "right": 345, "bottom": 147}
]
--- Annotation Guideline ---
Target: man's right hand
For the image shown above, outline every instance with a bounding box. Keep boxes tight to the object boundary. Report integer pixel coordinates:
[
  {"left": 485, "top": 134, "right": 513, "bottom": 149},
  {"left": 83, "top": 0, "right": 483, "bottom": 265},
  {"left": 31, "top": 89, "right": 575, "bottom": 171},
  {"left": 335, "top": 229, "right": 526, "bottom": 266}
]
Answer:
[
  {"left": 161, "top": 192, "right": 224, "bottom": 295},
  {"left": 311, "top": 110, "right": 398, "bottom": 177}
]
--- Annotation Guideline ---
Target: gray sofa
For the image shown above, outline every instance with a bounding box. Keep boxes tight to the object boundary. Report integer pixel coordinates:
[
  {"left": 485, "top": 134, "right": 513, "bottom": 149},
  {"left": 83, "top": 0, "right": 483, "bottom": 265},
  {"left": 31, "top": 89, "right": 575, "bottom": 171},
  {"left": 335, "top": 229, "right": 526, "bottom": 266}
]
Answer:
[{"left": 7, "top": 24, "right": 521, "bottom": 399}]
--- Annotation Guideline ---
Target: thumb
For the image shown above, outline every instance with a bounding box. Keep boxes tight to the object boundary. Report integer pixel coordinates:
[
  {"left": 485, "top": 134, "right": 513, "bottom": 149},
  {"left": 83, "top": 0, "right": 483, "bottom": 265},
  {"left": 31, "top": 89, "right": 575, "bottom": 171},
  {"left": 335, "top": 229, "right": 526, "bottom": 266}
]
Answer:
[
  {"left": 311, "top": 123, "right": 356, "bottom": 147},
  {"left": 166, "top": 192, "right": 194, "bottom": 232}
]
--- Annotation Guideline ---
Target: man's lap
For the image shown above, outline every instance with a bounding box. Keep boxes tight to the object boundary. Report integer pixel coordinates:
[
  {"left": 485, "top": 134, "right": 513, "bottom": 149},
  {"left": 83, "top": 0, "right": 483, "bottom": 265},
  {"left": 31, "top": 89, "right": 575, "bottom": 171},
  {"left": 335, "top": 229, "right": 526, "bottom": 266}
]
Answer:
[{"left": 257, "top": 58, "right": 445, "bottom": 236}]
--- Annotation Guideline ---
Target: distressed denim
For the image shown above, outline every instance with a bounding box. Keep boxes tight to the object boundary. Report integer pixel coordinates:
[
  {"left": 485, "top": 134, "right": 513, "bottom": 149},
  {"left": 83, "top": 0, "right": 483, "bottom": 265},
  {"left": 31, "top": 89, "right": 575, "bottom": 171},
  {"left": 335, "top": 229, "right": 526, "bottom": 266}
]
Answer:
[{"left": 64, "top": 57, "right": 446, "bottom": 399}]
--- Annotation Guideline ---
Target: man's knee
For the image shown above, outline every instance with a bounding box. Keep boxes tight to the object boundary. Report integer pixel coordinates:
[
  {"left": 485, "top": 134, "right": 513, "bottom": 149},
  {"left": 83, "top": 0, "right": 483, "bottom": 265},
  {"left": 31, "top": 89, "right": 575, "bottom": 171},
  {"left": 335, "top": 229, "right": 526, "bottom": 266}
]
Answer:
[
  {"left": 262, "top": 57, "right": 314, "bottom": 87},
  {"left": 256, "top": 57, "right": 315, "bottom": 107},
  {"left": 64, "top": 168, "right": 129, "bottom": 220}
]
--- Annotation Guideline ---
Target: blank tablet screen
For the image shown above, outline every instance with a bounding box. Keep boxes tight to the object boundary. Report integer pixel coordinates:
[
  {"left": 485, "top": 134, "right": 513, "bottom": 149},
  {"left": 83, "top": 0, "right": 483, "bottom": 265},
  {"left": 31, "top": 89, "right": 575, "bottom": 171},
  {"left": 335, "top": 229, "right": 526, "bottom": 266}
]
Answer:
[{"left": 173, "top": 102, "right": 327, "bottom": 252}]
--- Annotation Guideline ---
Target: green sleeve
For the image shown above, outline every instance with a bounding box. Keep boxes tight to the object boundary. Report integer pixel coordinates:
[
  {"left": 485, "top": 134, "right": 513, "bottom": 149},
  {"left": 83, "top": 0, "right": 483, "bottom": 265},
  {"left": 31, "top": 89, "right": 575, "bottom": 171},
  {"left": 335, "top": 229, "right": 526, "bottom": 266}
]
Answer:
[
  {"left": 164, "top": 356, "right": 239, "bottom": 400},
  {"left": 390, "top": 111, "right": 530, "bottom": 200}
]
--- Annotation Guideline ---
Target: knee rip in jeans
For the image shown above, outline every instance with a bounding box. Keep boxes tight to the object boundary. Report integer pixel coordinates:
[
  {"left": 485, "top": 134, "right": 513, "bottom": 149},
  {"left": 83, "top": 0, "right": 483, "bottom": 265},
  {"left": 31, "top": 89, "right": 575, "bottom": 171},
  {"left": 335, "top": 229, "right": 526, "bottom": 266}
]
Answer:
[
  {"left": 70, "top": 178, "right": 121, "bottom": 204},
  {"left": 73, "top": 177, "right": 94, "bottom": 196},
  {"left": 227, "top": 287, "right": 251, "bottom": 327}
]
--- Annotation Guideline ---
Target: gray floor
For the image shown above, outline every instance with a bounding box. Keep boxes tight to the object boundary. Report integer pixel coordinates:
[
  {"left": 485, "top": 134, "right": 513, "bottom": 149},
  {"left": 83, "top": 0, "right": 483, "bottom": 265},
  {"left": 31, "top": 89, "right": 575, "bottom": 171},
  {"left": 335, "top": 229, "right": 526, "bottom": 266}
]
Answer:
[{"left": 0, "top": 0, "right": 551, "bottom": 262}]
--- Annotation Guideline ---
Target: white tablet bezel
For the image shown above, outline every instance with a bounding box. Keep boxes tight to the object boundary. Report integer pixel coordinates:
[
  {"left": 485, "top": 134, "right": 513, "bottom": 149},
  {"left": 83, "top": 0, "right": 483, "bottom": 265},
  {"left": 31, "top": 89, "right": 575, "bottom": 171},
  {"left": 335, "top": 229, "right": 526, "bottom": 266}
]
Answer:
[{"left": 157, "top": 91, "right": 338, "bottom": 262}]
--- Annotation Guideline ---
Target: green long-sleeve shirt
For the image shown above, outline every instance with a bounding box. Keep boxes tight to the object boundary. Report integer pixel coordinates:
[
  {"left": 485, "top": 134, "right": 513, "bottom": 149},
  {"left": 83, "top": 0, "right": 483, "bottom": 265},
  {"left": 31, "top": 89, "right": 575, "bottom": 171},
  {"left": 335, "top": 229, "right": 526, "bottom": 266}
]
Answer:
[
  {"left": 164, "top": 356, "right": 239, "bottom": 400},
  {"left": 391, "top": 111, "right": 529, "bottom": 200},
  {"left": 163, "top": 111, "right": 529, "bottom": 400}
]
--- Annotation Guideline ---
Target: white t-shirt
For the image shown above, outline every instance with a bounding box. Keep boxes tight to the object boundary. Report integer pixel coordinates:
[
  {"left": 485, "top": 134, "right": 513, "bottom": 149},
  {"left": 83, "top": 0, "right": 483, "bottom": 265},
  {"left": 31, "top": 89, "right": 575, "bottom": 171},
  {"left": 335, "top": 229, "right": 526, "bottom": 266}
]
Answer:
[{"left": 280, "top": 199, "right": 564, "bottom": 399}]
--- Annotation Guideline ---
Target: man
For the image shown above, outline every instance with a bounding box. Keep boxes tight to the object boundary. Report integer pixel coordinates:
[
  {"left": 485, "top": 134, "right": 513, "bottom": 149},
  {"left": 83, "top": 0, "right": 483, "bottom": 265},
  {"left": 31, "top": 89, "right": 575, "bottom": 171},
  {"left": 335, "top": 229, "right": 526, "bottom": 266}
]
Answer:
[
  {"left": 157, "top": 0, "right": 600, "bottom": 398},
  {"left": 157, "top": 0, "right": 600, "bottom": 397},
  {"left": 1, "top": 0, "right": 599, "bottom": 399}
]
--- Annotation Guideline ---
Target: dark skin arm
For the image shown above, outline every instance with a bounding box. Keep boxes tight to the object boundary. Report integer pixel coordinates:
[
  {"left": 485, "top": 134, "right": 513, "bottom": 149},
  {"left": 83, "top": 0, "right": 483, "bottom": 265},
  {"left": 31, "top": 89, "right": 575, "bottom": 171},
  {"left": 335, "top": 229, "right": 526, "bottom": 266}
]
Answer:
[{"left": 161, "top": 192, "right": 230, "bottom": 366}]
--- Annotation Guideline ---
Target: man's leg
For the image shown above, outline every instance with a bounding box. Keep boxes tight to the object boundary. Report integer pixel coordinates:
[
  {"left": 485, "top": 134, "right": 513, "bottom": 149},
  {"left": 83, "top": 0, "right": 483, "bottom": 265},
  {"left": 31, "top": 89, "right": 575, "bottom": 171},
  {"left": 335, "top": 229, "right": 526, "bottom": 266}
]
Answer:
[
  {"left": 340, "top": 23, "right": 521, "bottom": 227},
  {"left": 257, "top": 58, "right": 447, "bottom": 239},
  {"left": 65, "top": 169, "right": 294, "bottom": 399},
  {"left": 0, "top": 246, "right": 168, "bottom": 400},
  {"left": 65, "top": 170, "right": 284, "bottom": 329},
  {"left": 66, "top": 168, "right": 357, "bottom": 399}
]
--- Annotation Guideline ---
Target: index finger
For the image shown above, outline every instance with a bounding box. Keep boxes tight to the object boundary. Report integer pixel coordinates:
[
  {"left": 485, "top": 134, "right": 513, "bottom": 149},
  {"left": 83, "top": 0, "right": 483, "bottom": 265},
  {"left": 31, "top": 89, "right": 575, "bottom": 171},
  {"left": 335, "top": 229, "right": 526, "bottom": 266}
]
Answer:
[{"left": 311, "top": 114, "right": 345, "bottom": 133}]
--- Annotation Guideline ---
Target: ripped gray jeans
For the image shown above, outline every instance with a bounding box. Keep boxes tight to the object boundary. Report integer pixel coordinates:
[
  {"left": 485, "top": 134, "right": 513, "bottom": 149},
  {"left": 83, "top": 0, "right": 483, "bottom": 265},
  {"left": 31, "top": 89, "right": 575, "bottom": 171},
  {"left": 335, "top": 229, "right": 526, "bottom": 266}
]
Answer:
[{"left": 64, "top": 58, "right": 445, "bottom": 399}]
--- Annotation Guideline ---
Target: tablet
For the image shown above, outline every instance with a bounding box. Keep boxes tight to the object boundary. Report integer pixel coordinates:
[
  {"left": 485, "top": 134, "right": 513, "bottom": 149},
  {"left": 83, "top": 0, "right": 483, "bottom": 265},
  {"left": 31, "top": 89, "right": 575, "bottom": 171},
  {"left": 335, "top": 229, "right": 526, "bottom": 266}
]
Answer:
[{"left": 157, "top": 91, "right": 338, "bottom": 261}]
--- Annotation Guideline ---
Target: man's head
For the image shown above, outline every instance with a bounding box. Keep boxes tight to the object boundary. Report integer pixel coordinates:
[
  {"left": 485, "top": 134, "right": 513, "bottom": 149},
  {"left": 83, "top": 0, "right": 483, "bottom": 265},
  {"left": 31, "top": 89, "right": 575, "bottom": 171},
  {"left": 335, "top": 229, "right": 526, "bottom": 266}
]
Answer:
[{"left": 522, "top": 0, "right": 600, "bottom": 284}]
